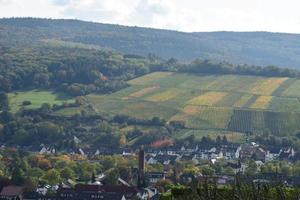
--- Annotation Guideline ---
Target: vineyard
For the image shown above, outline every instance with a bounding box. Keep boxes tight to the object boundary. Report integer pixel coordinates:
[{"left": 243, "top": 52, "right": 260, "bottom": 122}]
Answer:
[{"left": 85, "top": 72, "right": 300, "bottom": 137}]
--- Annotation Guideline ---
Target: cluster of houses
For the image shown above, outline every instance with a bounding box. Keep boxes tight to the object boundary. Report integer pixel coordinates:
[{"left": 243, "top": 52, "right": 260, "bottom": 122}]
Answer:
[
  {"left": 34, "top": 142, "right": 297, "bottom": 181},
  {"left": 36, "top": 141, "right": 296, "bottom": 165},
  {"left": 143, "top": 142, "right": 296, "bottom": 167}
]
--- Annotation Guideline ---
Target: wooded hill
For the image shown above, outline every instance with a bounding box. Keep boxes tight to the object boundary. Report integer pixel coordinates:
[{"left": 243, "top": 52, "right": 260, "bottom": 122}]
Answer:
[{"left": 1, "top": 18, "right": 300, "bottom": 68}]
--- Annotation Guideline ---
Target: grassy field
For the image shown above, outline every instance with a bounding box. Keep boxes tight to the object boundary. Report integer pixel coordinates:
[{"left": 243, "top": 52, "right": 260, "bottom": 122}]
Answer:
[
  {"left": 68, "top": 72, "right": 300, "bottom": 137},
  {"left": 8, "top": 90, "right": 74, "bottom": 113}
]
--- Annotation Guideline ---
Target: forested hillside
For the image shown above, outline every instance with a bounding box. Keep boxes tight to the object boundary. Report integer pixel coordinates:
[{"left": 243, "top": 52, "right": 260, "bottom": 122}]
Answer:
[
  {"left": 1, "top": 18, "right": 300, "bottom": 68},
  {"left": 1, "top": 17, "right": 300, "bottom": 150}
]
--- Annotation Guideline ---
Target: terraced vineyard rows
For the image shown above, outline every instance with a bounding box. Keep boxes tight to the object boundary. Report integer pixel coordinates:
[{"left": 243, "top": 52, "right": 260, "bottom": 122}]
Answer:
[{"left": 84, "top": 72, "right": 300, "bottom": 136}]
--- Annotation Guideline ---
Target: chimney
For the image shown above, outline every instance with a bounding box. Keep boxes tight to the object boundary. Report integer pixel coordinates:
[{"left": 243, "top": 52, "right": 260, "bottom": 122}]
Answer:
[
  {"left": 138, "top": 146, "right": 145, "bottom": 172},
  {"left": 137, "top": 146, "right": 145, "bottom": 188}
]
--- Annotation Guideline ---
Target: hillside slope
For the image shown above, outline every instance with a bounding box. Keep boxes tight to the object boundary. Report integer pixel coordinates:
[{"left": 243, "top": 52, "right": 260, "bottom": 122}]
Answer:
[
  {"left": 82, "top": 72, "right": 300, "bottom": 136},
  {"left": 1, "top": 18, "right": 300, "bottom": 68}
]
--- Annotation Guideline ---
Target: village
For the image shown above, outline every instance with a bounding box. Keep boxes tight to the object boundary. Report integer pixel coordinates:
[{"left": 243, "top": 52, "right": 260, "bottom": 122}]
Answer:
[{"left": 0, "top": 140, "right": 298, "bottom": 200}]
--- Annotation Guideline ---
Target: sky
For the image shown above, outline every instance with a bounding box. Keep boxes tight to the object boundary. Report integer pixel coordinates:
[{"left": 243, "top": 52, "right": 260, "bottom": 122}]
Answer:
[{"left": 0, "top": 0, "right": 300, "bottom": 33}]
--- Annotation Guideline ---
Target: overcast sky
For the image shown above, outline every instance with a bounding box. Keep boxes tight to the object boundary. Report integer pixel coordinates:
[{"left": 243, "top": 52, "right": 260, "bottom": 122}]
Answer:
[{"left": 1, "top": 0, "right": 300, "bottom": 33}]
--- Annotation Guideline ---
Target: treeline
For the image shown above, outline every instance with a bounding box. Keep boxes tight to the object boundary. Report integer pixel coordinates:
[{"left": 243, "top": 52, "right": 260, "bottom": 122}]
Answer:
[
  {"left": 0, "top": 102, "right": 172, "bottom": 148},
  {"left": 0, "top": 45, "right": 163, "bottom": 95},
  {"left": 178, "top": 59, "right": 300, "bottom": 78},
  {"left": 160, "top": 181, "right": 300, "bottom": 200}
]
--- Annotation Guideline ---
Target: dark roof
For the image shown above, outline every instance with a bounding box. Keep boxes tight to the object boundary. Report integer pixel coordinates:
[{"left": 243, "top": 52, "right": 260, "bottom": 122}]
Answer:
[
  {"left": 57, "top": 187, "right": 75, "bottom": 193},
  {"left": 104, "top": 193, "right": 124, "bottom": 200},
  {"left": 225, "top": 161, "right": 241, "bottom": 169},
  {"left": 180, "top": 154, "right": 195, "bottom": 160},
  {"left": 268, "top": 147, "right": 281, "bottom": 154},
  {"left": 75, "top": 184, "right": 138, "bottom": 194},
  {"left": 155, "top": 154, "right": 178, "bottom": 162},
  {"left": 102, "top": 186, "right": 138, "bottom": 194},
  {"left": 0, "top": 186, "right": 23, "bottom": 196},
  {"left": 146, "top": 172, "right": 165, "bottom": 179},
  {"left": 150, "top": 193, "right": 161, "bottom": 200},
  {"left": 75, "top": 184, "right": 102, "bottom": 192}
]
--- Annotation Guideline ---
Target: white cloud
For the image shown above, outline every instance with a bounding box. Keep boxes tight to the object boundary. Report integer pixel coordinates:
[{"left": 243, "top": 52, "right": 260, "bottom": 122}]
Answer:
[
  {"left": 0, "top": 0, "right": 300, "bottom": 33},
  {"left": 0, "top": 0, "right": 63, "bottom": 19}
]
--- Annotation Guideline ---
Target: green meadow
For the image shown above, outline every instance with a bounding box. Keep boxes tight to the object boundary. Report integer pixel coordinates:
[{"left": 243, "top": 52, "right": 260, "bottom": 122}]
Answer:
[{"left": 8, "top": 90, "right": 74, "bottom": 113}]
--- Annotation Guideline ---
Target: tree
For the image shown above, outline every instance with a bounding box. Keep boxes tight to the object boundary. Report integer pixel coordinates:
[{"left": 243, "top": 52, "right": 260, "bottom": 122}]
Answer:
[
  {"left": 37, "top": 122, "right": 62, "bottom": 143},
  {"left": 222, "top": 135, "right": 228, "bottom": 144},
  {"left": 155, "top": 179, "right": 173, "bottom": 193},
  {"left": 11, "top": 166, "right": 25, "bottom": 186},
  {"left": 99, "top": 121, "right": 111, "bottom": 133},
  {"left": 27, "top": 167, "right": 44, "bottom": 182},
  {"left": 91, "top": 172, "right": 96, "bottom": 183},
  {"left": 118, "top": 167, "right": 132, "bottom": 183},
  {"left": 60, "top": 167, "right": 75, "bottom": 181},
  {"left": 74, "top": 162, "right": 96, "bottom": 182},
  {"left": 119, "top": 134, "right": 127, "bottom": 146},
  {"left": 245, "top": 160, "right": 257, "bottom": 176},
  {"left": 0, "top": 123, "right": 4, "bottom": 139},
  {"left": 0, "top": 92, "right": 9, "bottom": 110},
  {"left": 183, "top": 165, "right": 200, "bottom": 175},
  {"left": 106, "top": 169, "right": 119, "bottom": 185},
  {"left": 12, "top": 129, "right": 30, "bottom": 145},
  {"left": 40, "top": 103, "right": 51, "bottom": 113},
  {"left": 0, "top": 111, "right": 13, "bottom": 123},
  {"left": 201, "top": 165, "right": 215, "bottom": 175},
  {"left": 216, "top": 135, "right": 222, "bottom": 146},
  {"left": 54, "top": 160, "right": 69, "bottom": 169},
  {"left": 224, "top": 167, "right": 235, "bottom": 176},
  {"left": 42, "top": 169, "right": 61, "bottom": 186},
  {"left": 22, "top": 100, "right": 32, "bottom": 106},
  {"left": 100, "top": 156, "right": 116, "bottom": 170}
]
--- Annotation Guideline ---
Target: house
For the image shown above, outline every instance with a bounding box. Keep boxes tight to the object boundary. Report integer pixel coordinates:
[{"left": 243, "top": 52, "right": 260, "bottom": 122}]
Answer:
[
  {"left": 138, "top": 188, "right": 159, "bottom": 200},
  {"left": 225, "top": 161, "right": 247, "bottom": 174},
  {"left": 266, "top": 147, "right": 281, "bottom": 161},
  {"left": 239, "top": 143, "right": 267, "bottom": 162},
  {"left": 235, "top": 145, "right": 242, "bottom": 159},
  {"left": 146, "top": 157, "right": 157, "bottom": 165},
  {"left": 56, "top": 184, "right": 139, "bottom": 200},
  {"left": 0, "top": 186, "right": 24, "bottom": 200},
  {"left": 223, "top": 145, "right": 239, "bottom": 160},
  {"left": 57, "top": 187, "right": 75, "bottom": 200},
  {"left": 279, "top": 147, "right": 295, "bottom": 160},
  {"left": 199, "top": 152, "right": 209, "bottom": 160},
  {"left": 216, "top": 176, "right": 232, "bottom": 185},
  {"left": 154, "top": 154, "right": 179, "bottom": 165},
  {"left": 255, "top": 161, "right": 264, "bottom": 171},
  {"left": 180, "top": 154, "right": 199, "bottom": 164},
  {"left": 122, "top": 151, "right": 134, "bottom": 157},
  {"left": 39, "top": 146, "right": 55, "bottom": 154},
  {"left": 253, "top": 147, "right": 267, "bottom": 162},
  {"left": 146, "top": 172, "right": 166, "bottom": 184}
]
